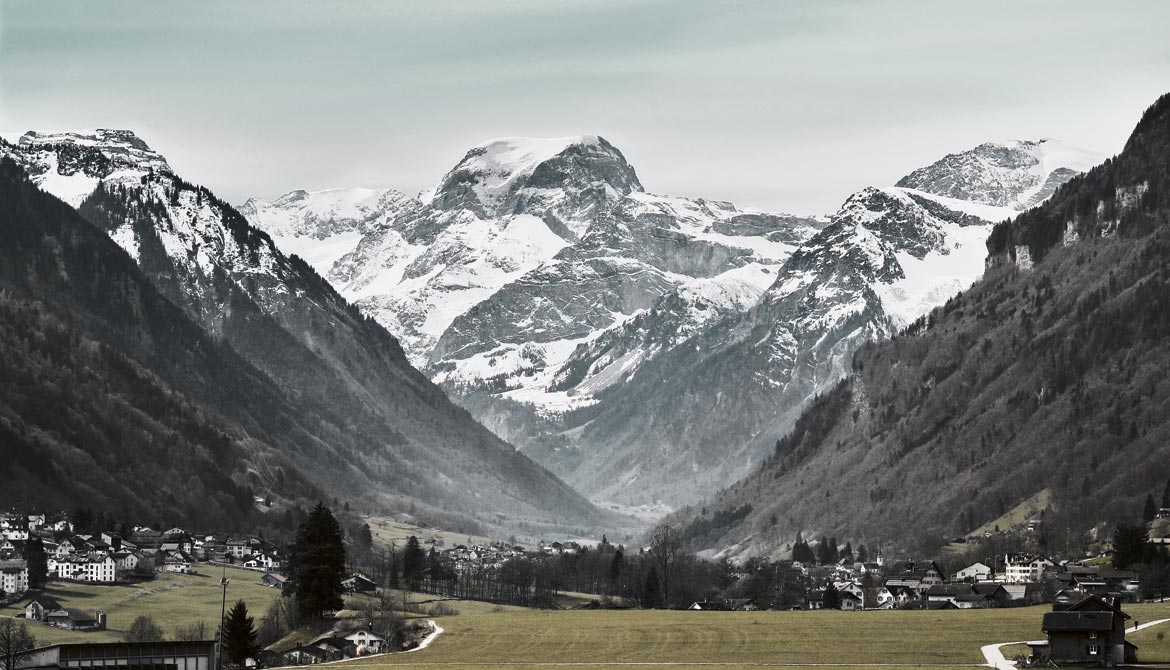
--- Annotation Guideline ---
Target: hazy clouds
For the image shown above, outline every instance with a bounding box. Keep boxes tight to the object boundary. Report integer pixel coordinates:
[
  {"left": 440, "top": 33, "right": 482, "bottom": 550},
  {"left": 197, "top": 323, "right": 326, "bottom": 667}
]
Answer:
[{"left": 2, "top": 0, "right": 1168, "bottom": 213}]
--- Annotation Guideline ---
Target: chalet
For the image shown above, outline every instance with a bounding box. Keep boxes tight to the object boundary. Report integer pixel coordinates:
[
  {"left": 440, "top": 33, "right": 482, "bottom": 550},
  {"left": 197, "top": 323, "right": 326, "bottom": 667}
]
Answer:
[
  {"left": 311, "top": 637, "right": 352, "bottom": 661},
  {"left": 261, "top": 572, "right": 290, "bottom": 590},
  {"left": 885, "top": 561, "right": 945, "bottom": 596},
  {"left": 876, "top": 585, "right": 916, "bottom": 609},
  {"left": 952, "top": 562, "right": 992, "bottom": 583},
  {"left": 926, "top": 584, "right": 973, "bottom": 608},
  {"left": 46, "top": 608, "right": 100, "bottom": 630},
  {"left": 163, "top": 552, "right": 194, "bottom": 574},
  {"left": 55, "top": 537, "right": 87, "bottom": 558},
  {"left": 226, "top": 538, "right": 253, "bottom": 559},
  {"left": 967, "top": 583, "right": 1011, "bottom": 608},
  {"left": 255, "top": 650, "right": 284, "bottom": 668},
  {"left": 343, "top": 629, "right": 387, "bottom": 654},
  {"left": 111, "top": 551, "right": 142, "bottom": 574},
  {"left": 0, "top": 538, "right": 26, "bottom": 557},
  {"left": 281, "top": 645, "right": 328, "bottom": 665},
  {"left": 341, "top": 572, "right": 377, "bottom": 593},
  {"left": 1053, "top": 589, "right": 1089, "bottom": 610},
  {"left": 25, "top": 596, "right": 63, "bottom": 622},
  {"left": 243, "top": 552, "right": 281, "bottom": 571},
  {"left": 839, "top": 592, "right": 863, "bottom": 611},
  {"left": 726, "top": 598, "right": 760, "bottom": 612},
  {"left": 1034, "top": 596, "right": 1136, "bottom": 666},
  {"left": 1002, "top": 583, "right": 1045, "bottom": 607}
]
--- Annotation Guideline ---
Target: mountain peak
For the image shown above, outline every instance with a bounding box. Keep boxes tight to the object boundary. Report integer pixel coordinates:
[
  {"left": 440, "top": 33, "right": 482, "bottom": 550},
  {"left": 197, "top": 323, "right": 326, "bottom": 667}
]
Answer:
[
  {"left": 18, "top": 128, "right": 173, "bottom": 175},
  {"left": 429, "top": 134, "right": 643, "bottom": 223},
  {"left": 895, "top": 138, "right": 1103, "bottom": 210}
]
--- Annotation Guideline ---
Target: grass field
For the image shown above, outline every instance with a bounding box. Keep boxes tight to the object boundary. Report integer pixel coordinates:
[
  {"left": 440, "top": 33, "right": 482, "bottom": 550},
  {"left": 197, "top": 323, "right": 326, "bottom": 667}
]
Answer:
[
  {"left": 331, "top": 602, "right": 1170, "bottom": 670},
  {"left": 0, "top": 566, "right": 282, "bottom": 645},
  {"left": 364, "top": 516, "right": 494, "bottom": 550}
]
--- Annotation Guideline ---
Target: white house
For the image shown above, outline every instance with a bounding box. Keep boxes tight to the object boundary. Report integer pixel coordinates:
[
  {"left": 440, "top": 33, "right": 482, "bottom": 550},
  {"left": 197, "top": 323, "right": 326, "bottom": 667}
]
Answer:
[
  {"left": 953, "top": 562, "right": 992, "bottom": 582},
  {"left": 343, "top": 629, "right": 387, "bottom": 654},
  {"left": 1003, "top": 554, "right": 1053, "bottom": 583},
  {"left": 0, "top": 559, "right": 29, "bottom": 596},
  {"left": 82, "top": 555, "right": 117, "bottom": 583},
  {"left": 226, "top": 538, "right": 253, "bottom": 559}
]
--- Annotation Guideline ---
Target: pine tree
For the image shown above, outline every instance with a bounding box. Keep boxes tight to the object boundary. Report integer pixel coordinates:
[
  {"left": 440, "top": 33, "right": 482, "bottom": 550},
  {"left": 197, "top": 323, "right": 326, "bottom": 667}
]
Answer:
[
  {"left": 222, "top": 600, "right": 258, "bottom": 666},
  {"left": 822, "top": 582, "right": 842, "bottom": 610},
  {"left": 856, "top": 543, "right": 869, "bottom": 563},
  {"left": 357, "top": 524, "right": 373, "bottom": 552},
  {"left": 840, "top": 542, "right": 854, "bottom": 564},
  {"left": 608, "top": 548, "right": 624, "bottom": 590},
  {"left": 641, "top": 566, "right": 660, "bottom": 608},
  {"left": 23, "top": 537, "right": 47, "bottom": 590},
  {"left": 1144, "top": 494, "right": 1159, "bottom": 522},
  {"left": 288, "top": 503, "right": 346, "bottom": 619},
  {"left": 402, "top": 536, "right": 424, "bottom": 586}
]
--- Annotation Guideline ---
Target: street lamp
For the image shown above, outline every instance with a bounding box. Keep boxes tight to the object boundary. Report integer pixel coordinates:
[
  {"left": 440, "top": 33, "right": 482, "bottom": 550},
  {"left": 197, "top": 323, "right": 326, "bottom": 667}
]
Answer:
[{"left": 218, "top": 565, "right": 231, "bottom": 670}]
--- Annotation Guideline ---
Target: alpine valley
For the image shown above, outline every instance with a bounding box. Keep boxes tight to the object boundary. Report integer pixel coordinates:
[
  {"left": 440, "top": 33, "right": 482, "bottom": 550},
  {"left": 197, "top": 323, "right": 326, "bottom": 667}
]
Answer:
[
  {"left": 240, "top": 134, "right": 1102, "bottom": 509},
  {"left": 0, "top": 131, "right": 610, "bottom": 537}
]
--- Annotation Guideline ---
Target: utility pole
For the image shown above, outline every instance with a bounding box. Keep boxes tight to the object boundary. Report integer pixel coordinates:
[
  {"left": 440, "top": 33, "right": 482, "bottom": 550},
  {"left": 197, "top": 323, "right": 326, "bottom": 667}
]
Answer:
[{"left": 218, "top": 564, "right": 231, "bottom": 670}]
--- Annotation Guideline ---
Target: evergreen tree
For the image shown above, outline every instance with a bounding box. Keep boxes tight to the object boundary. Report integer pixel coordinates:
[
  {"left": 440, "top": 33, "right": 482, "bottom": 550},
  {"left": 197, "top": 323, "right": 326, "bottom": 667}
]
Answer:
[
  {"left": 1162, "top": 479, "right": 1170, "bottom": 509},
  {"left": 23, "top": 537, "right": 47, "bottom": 590},
  {"left": 608, "top": 548, "right": 624, "bottom": 588},
  {"left": 426, "top": 546, "right": 445, "bottom": 580},
  {"left": 357, "top": 524, "right": 373, "bottom": 552},
  {"left": 1114, "top": 523, "right": 1154, "bottom": 569},
  {"left": 840, "top": 542, "right": 853, "bottom": 564},
  {"left": 402, "top": 536, "right": 424, "bottom": 586},
  {"left": 641, "top": 566, "right": 660, "bottom": 608},
  {"left": 288, "top": 503, "right": 346, "bottom": 619},
  {"left": 816, "top": 536, "right": 832, "bottom": 565},
  {"left": 222, "top": 600, "right": 258, "bottom": 666},
  {"left": 388, "top": 550, "right": 400, "bottom": 590},
  {"left": 856, "top": 544, "right": 869, "bottom": 563},
  {"left": 1144, "top": 494, "right": 1158, "bottom": 522},
  {"left": 822, "top": 582, "right": 842, "bottom": 610}
]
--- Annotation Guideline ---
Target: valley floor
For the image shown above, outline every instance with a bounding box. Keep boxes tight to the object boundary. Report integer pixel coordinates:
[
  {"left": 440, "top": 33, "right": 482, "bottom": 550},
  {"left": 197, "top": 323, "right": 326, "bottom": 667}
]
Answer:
[{"left": 329, "top": 603, "right": 1170, "bottom": 670}]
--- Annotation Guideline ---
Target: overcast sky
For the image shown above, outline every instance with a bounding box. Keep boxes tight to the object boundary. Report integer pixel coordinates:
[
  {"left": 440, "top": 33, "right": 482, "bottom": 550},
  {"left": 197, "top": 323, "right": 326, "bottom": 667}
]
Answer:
[{"left": 2, "top": 1, "right": 1168, "bottom": 214}]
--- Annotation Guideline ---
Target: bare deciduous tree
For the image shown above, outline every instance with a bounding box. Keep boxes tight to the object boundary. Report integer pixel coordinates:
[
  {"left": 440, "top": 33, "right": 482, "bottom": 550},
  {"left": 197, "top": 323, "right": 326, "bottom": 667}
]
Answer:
[
  {"left": 648, "top": 524, "right": 681, "bottom": 608},
  {"left": 173, "top": 620, "right": 209, "bottom": 641},
  {"left": 0, "top": 619, "right": 37, "bottom": 670}
]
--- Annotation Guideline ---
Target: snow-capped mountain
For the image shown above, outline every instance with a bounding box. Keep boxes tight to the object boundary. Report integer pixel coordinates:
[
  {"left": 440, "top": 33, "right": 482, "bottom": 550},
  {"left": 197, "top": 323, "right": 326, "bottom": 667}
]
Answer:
[
  {"left": 895, "top": 139, "right": 1102, "bottom": 209},
  {"left": 548, "top": 141, "right": 1102, "bottom": 505},
  {"left": 430, "top": 191, "right": 822, "bottom": 412},
  {"left": 247, "top": 135, "right": 821, "bottom": 392},
  {"left": 13, "top": 129, "right": 172, "bottom": 206},
  {"left": 238, "top": 186, "right": 410, "bottom": 270},
  {"left": 239, "top": 133, "right": 1099, "bottom": 507},
  {"left": 1, "top": 129, "right": 609, "bottom": 534}
]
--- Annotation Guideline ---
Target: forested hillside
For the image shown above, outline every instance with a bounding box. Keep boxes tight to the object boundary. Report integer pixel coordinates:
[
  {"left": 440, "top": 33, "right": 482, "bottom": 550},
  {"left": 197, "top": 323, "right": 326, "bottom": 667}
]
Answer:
[
  {"left": 676, "top": 93, "right": 1170, "bottom": 558},
  {"left": 0, "top": 157, "right": 322, "bottom": 527}
]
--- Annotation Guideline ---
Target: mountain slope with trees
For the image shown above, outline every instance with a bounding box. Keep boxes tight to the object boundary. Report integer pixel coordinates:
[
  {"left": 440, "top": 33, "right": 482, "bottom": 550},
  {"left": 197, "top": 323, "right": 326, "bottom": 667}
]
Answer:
[
  {"left": 673, "top": 92, "right": 1170, "bottom": 559},
  {"left": 0, "top": 134, "right": 609, "bottom": 535}
]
